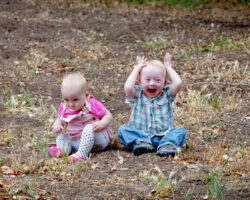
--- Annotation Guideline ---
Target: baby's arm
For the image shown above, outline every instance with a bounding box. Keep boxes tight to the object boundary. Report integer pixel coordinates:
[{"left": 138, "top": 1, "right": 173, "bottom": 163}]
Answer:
[
  {"left": 92, "top": 109, "right": 112, "bottom": 132},
  {"left": 52, "top": 118, "right": 64, "bottom": 133},
  {"left": 164, "top": 52, "right": 182, "bottom": 96},
  {"left": 124, "top": 56, "right": 147, "bottom": 99}
]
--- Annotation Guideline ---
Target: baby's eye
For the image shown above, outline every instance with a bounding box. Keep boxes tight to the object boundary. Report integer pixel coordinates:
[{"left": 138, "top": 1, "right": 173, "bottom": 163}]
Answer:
[
  {"left": 73, "top": 99, "right": 78, "bottom": 102},
  {"left": 64, "top": 99, "right": 68, "bottom": 102},
  {"left": 156, "top": 79, "right": 161, "bottom": 82},
  {"left": 146, "top": 78, "right": 150, "bottom": 81}
]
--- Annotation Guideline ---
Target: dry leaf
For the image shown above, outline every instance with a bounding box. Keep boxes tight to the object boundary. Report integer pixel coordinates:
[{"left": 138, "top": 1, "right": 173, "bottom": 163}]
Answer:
[
  {"left": 1, "top": 165, "right": 14, "bottom": 174},
  {"left": 117, "top": 151, "right": 124, "bottom": 164}
]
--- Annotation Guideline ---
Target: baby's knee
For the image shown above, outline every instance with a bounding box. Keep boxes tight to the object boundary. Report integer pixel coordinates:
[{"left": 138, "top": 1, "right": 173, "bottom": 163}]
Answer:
[
  {"left": 93, "top": 132, "right": 109, "bottom": 151},
  {"left": 118, "top": 124, "right": 128, "bottom": 133},
  {"left": 117, "top": 124, "right": 134, "bottom": 138},
  {"left": 56, "top": 134, "right": 67, "bottom": 143},
  {"left": 83, "top": 123, "right": 93, "bottom": 133}
]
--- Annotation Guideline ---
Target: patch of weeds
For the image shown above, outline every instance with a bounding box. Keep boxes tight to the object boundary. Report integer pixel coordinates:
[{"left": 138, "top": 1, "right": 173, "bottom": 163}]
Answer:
[
  {"left": 87, "top": 38, "right": 104, "bottom": 60},
  {"left": 0, "top": 130, "right": 14, "bottom": 146},
  {"left": 11, "top": 51, "right": 45, "bottom": 81},
  {"left": 200, "top": 36, "right": 243, "bottom": 52},
  {"left": 175, "top": 89, "right": 224, "bottom": 136},
  {"left": 203, "top": 131, "right": 217, "bottom": 143},
  {"left": 209, "top": 94, "right": 222, "bottom": 112},
  {"left": 1, "top": 84, "right": 11, "bottom": 98},
  {"left": 85, "top": 157, "right": 94, "bottom": 169},
  {"left": 208, "top": 60, "right": 246, "bottom": 83},
  {"left": 89, "top": 37, "right": 102, "bottom": 45},
  {"left": 213, "top": 36, "right": 230, "bottom": 47},
  {"left": 72, "top": 159, "right": 84, "bottom": 177},
  {"left": 35, "top": 136, "right": 49, "bottom": 156},
  {"left": 43, "top": 117, "right": 53, "bottom": 140},
  {"left": 48, "top": 158, "right": 68, "bottom": 173},
  {"left": 62, "top": 148, "right": 71, "bottom": 162},
  {"left": 71, "top": 158, "right": 93, "bottom": 177},
  {"left": 189, "top": 90, "right": 222, "bottom": 112},
  {"left": 19, "top": 179, "right": 39, "bottom": 200},
  {"left": 89, "top": 65, "right": 96, "bottom": 80},
  {"left": 88, "top": 65, "right": 98, "bottom": 90},
  {"left": 14, "top": 63, "right": 39, "bottom": 79},
  {"left": 43, "top": 123, "right": 52, "bottom": 141},
  {"left": 163, "top": 0, "right": 209, "bottom": 10},
  {"left": 10, "top": 63, "right": 38, "bottom": 85},
  {"left": 118, "top": 0, "right": 148, "bottom": 5},
  {"left": 241, "top": 0, "right": 250, "bottom": 6},
  {"left": 236, "top": 141, "right": 246, "bottom": 148},
  {"left": 129, "top": 30, "right": 163, "bottom": 49},
  {"left": 1, "top": 84, "right": 12, "bottom": 107},
  {"left": 2, "top": 85, "right": 33, "bottom": 110},
  {"left": 204, "top": 150, "right": 244, "bottom": 200},
  {"left": 116, "top": 0, "right": 209, "bottom": 10},
  {"left": 0, "top": 158, "right": 5, "bottom": 164},
  {"left": 146, "top": 168, "right": 183, "bottom": 199},
  {"left": 185, "top": 186, "right": 194, "bottom": 200},
  {"left": 220, "top": 139, "right": 229, "bottom": 149},
  {"left": 38, "top": 97, "right": 55, "bottom": 138},
  {"left": 234, "top": 179, "right": 248, "bottom": 193},
  {"left": 9, "top": 178, "right": 41, "bottom": 200}
]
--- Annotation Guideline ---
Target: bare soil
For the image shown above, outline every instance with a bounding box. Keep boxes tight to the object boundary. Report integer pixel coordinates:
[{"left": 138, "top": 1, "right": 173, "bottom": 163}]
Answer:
[{"left": 0, "top": 0, "right": 249, "bottom": 199}]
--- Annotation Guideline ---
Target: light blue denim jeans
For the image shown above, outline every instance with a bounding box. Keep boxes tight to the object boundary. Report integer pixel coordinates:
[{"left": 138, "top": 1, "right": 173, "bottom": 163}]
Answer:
[{"left": 118, "top": 125, "right": 187, "bottom": 151}]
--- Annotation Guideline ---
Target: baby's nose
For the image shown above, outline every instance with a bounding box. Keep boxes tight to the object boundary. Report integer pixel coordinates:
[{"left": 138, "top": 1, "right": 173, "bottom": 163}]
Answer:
[{"left": 150, "top": 80, "right": 156, "bottom": 84}]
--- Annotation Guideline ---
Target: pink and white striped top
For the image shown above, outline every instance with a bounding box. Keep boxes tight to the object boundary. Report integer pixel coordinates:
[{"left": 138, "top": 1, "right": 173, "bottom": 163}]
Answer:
[{"left": 58, "top": 95, "right": 113, "bottom": 142}]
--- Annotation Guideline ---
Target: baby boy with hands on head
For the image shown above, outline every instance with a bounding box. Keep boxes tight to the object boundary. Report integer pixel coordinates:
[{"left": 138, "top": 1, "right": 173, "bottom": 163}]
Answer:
[{"left": 118, "top": 52, "right": 187, "bottom": 157}]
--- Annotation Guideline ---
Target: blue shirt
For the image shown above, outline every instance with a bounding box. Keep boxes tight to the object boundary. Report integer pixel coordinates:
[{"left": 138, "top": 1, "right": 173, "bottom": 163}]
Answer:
[{"left": 126, "top": 85, "right": 175, "bottom": 136}]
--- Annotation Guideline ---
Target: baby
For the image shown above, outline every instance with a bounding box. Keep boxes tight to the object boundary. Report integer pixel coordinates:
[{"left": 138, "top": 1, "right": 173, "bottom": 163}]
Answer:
[
  {"left": 49, "top": 73, "right": 113, "bottom": 161},
  {"left": 118, "top": 52, "right": 187, "bottom": 157}
]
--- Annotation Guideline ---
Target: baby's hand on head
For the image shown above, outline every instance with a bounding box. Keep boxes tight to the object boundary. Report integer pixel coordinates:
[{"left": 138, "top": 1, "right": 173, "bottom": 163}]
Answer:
[
  {"left": 92, "top": 121, "right": 105, "bottom": 133},
  {"left": 135, "top": 56, "right": 147, "bottom": 70},
  {"left": 164, "top": 52, "right": 172, "bottom": 68}
]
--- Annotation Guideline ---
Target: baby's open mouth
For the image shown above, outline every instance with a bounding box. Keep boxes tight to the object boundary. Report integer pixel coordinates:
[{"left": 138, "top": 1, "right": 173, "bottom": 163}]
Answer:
[{"left": 148, "top": 88, "right": 157, "bottom": 93}]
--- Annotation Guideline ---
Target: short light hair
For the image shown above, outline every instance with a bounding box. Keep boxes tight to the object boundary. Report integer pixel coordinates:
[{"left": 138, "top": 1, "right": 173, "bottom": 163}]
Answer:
[
  {"left": 145, "top": 60, "right": 167, "bottom": 79},
  {"left": 61, "top": 73, "right": 87, "bottom": 93}
]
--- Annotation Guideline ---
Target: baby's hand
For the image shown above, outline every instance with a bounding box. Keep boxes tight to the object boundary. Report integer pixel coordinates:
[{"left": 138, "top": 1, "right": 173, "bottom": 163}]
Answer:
[
  {"left": 164, "top": 52, "right": 172, "bottom": 68},
  {"left": 92, "top": 121, "right": 105, "bottom": 133},
  {"left": 135, "top": 56, "right": 147, "bottom": 70},
  {"left": 53, "top": 124, "right": 64, "bottom": 133}
]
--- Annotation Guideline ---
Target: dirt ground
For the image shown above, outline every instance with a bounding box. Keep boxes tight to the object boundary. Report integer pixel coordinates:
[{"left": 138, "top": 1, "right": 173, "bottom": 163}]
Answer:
[{"left": 0, "top": 0, "right": 249, "bottom": 199}]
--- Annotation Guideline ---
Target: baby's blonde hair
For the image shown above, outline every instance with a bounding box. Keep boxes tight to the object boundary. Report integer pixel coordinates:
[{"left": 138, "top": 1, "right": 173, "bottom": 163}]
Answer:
[
  {"left": 146, "top": 60, "right": 167, "bottom": 79},
  {"left": 61, "top": 73, "right": 87, "bottom": 93}
]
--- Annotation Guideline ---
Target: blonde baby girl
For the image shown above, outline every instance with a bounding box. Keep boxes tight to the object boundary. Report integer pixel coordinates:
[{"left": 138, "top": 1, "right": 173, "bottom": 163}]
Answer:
[{"left": 49, "top": 73, "right": 113, "bottom": 161}]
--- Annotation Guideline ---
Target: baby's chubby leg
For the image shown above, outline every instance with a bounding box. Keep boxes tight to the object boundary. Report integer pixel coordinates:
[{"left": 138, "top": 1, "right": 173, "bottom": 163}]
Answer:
[
  {"left": 56, "top": 134, "right": 72, "bottom": 154},
  {"left": 118, "top": 124, "right": 152, "bottom": 150},
  {"left": 156, "top": 127, "right": 187, "bottom": 157},
  {"left": 158, "top": 127, "right": 187, "bottom": 148},
  {"left": 118, "top": 124, "right": 155, "bottom": 156},
  {"left": 75, "top": 124, "right": 94, "bottom": 159},
  {"left": 92, "top": 131, "right": 110, "bottom": 152}
]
